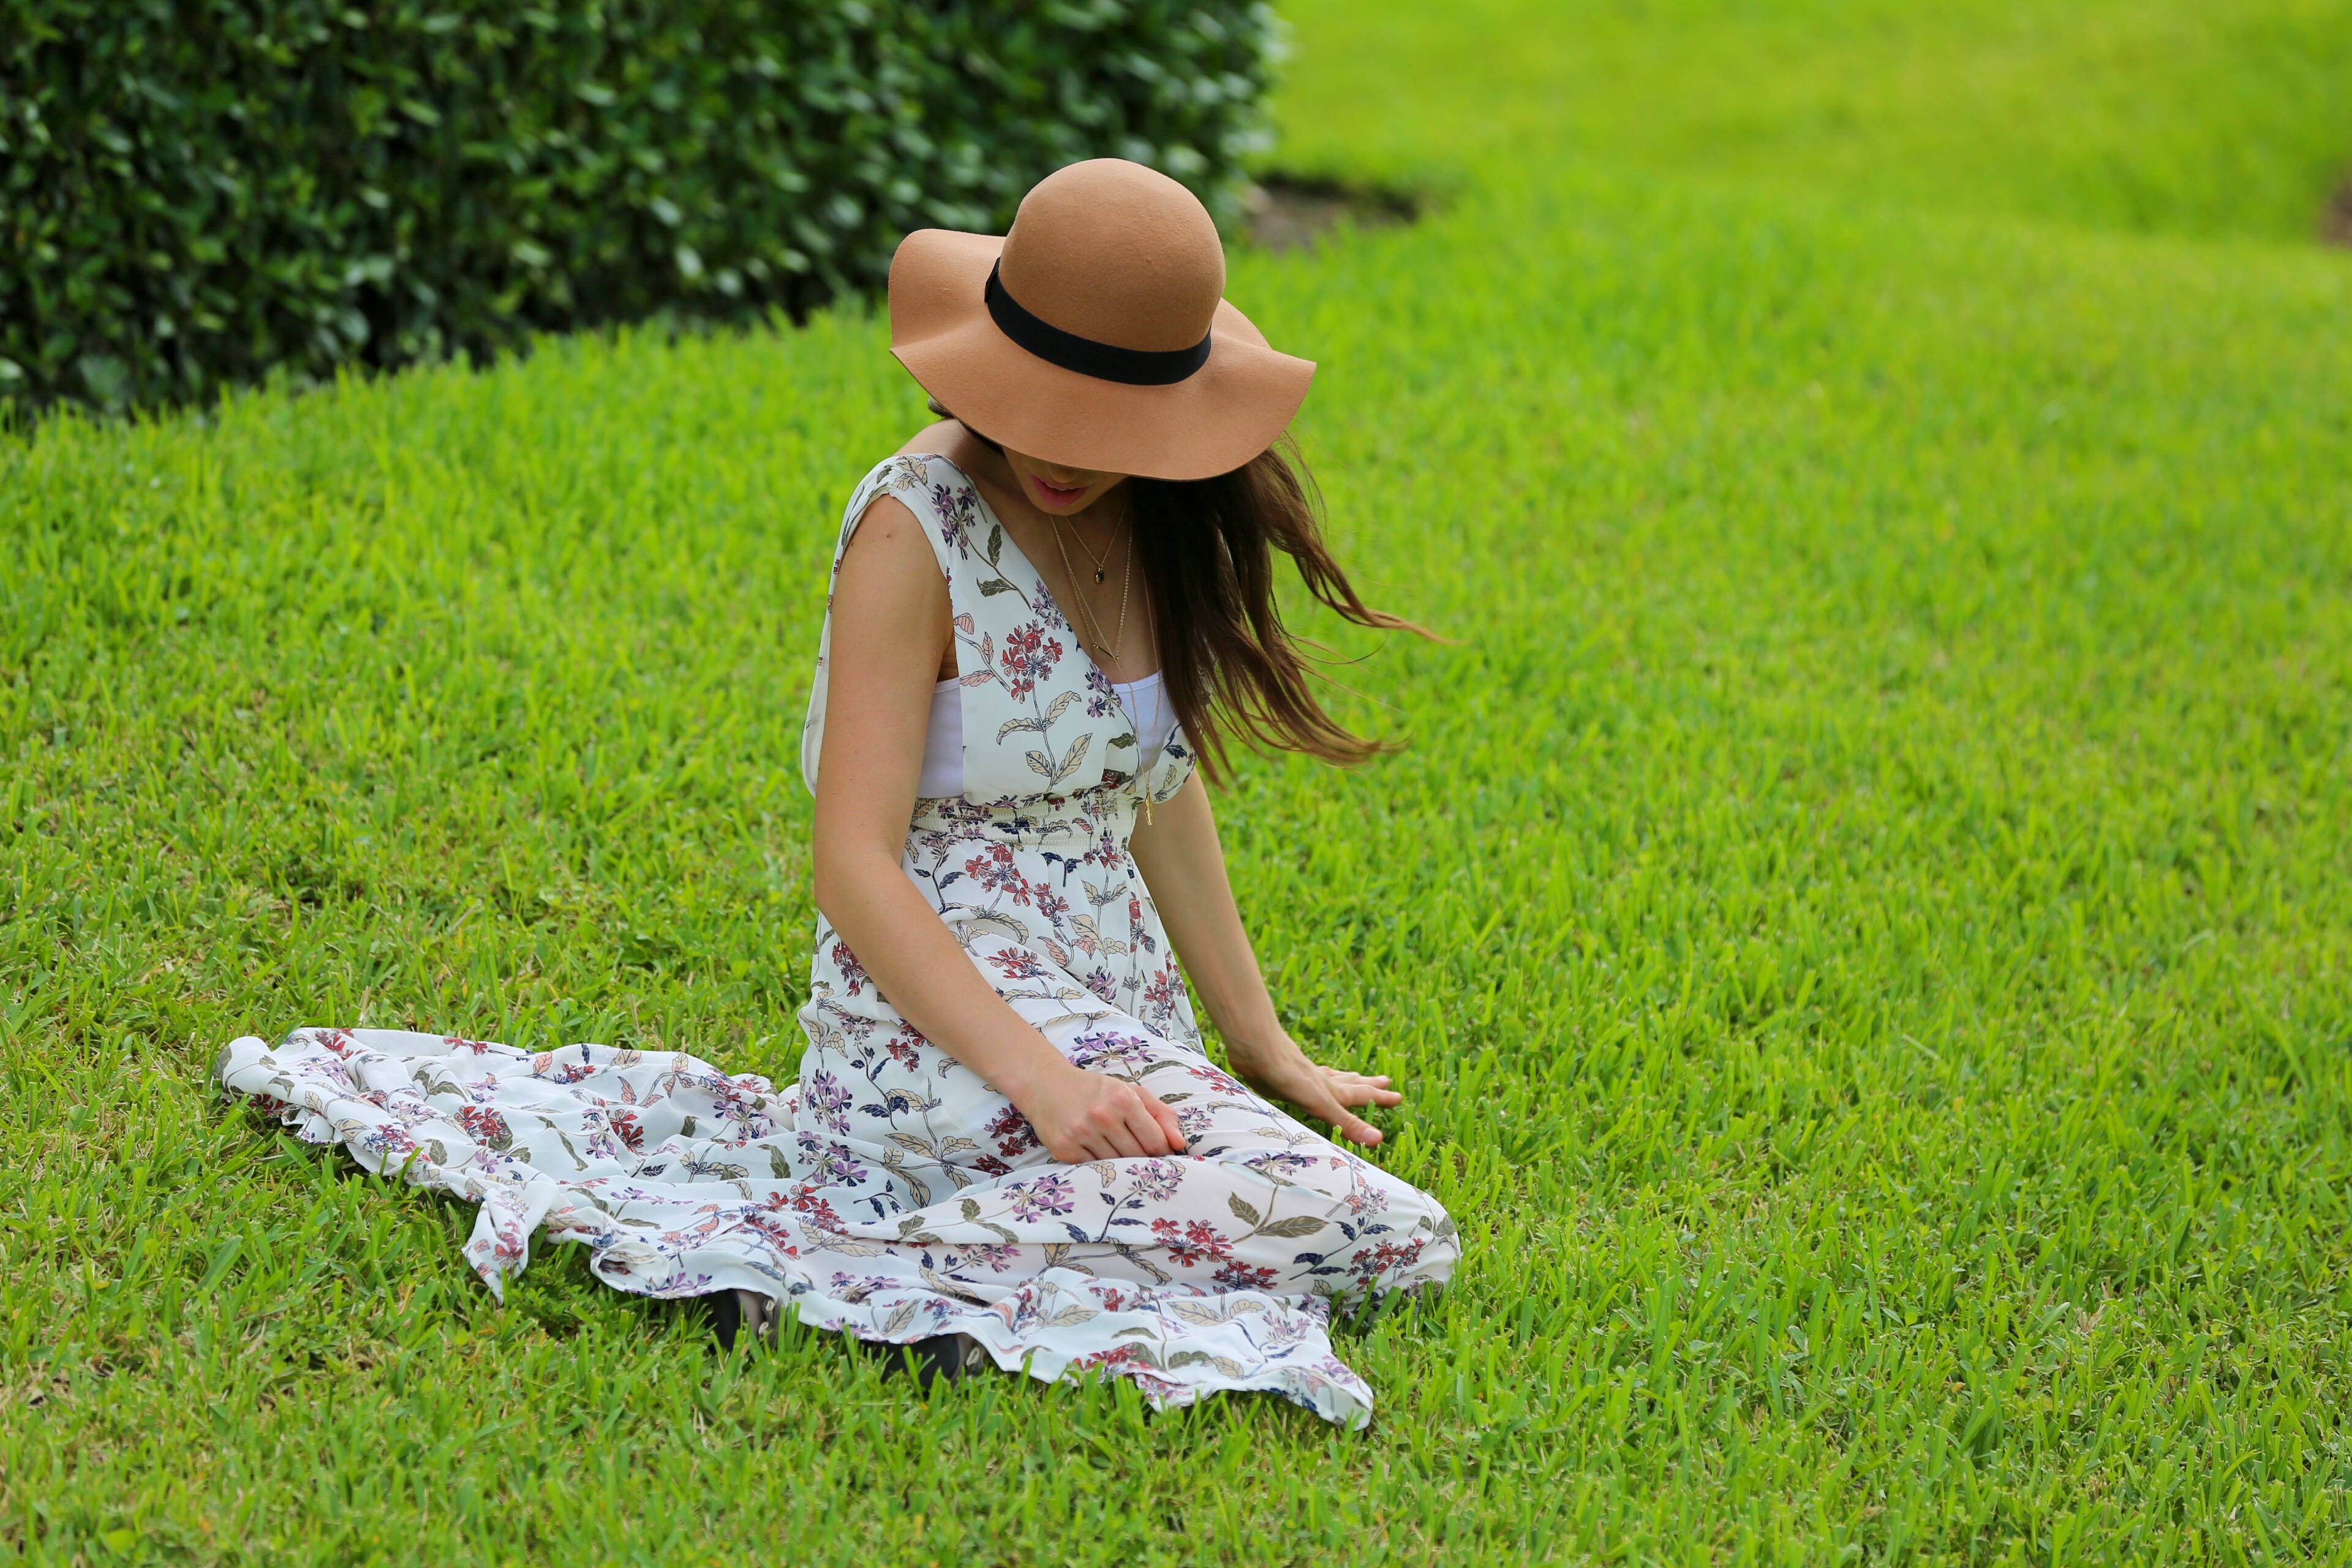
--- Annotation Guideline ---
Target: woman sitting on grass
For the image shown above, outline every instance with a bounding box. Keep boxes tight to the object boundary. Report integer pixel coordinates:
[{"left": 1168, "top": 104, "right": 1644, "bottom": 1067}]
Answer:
[{"left": 216, "top": 158, "right": 1457, "bottom": 1426}]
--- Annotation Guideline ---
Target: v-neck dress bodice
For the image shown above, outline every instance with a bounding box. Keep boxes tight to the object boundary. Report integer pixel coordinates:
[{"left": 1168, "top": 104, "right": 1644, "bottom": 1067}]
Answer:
[
  {"left": 802, "top": 453, "right": 1193, "bottom": 810},
  {"left": 210, "top": 452, "right": 1457, "bottom": 1430}
]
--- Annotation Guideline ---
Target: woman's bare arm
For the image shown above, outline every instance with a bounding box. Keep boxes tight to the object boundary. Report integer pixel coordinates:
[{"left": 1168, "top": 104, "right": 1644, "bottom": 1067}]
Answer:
[
  {"left": 1127, "top": 772, "right": 1403, "bottom": 1146},
  {"left": 810, "top": 493, "right": 1185, "bottom": 1161}
]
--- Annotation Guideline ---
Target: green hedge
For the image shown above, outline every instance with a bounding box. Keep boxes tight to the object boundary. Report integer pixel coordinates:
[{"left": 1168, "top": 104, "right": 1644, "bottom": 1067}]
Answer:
[{"left": 1, "top": 1, "right": 1279, "bottom": 411}]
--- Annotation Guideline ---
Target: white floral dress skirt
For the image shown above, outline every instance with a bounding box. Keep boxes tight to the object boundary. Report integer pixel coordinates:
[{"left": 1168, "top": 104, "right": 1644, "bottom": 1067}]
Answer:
[{"left": 214, "top": 453, "right": 1459, "bottom": 1427}]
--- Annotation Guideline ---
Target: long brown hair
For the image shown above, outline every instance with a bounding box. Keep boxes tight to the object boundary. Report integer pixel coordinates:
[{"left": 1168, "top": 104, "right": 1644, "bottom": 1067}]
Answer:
[
  {"left": 1129, "top": 439, "right": 1423, "bottom": 781},
  {"left": 943, "top": 409, "right": 1425, "bottom": 779}
]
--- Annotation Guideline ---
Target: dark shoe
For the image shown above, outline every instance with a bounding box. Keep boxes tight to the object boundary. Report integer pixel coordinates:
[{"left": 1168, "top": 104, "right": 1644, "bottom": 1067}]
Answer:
[
  {"left": 873, "top": 1332, "right": 991, "bottom": 1391},
  {"left": 697, "top": 1289, "right": 779, "bottom": 1351}
]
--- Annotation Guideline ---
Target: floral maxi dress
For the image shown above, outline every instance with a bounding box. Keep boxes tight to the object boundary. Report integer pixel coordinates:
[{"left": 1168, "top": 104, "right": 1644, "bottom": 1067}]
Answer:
[{"left": 214, "top": 453, "right": 1460, "bottom": 1427}]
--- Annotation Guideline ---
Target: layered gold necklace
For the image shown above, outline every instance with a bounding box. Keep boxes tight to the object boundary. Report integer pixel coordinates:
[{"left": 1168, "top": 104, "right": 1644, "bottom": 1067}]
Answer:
[{"left": 1052, "top": 505, "right": 1134, "bottom": 665}]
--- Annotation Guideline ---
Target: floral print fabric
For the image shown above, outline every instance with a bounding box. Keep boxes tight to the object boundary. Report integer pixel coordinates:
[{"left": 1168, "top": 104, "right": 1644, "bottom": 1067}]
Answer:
[{"left": 213, "top": 454, "right": 1458, "bottom": 1427}]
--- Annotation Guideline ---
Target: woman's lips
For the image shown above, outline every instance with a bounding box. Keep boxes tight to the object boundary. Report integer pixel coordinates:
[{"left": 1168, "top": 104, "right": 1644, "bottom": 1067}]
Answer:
[{"left": 1029, "top": 475, "right": 1088, "bottom": 506}]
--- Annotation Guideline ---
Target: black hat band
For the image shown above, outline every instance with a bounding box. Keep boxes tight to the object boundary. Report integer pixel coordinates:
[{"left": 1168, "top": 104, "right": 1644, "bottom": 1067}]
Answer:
[{"left": 985, "top": 260, "right": 1212, "bottom": 386}]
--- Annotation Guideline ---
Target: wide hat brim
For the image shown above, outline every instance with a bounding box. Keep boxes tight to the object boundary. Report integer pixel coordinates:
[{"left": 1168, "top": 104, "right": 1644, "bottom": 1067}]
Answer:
[{"left": 888, "top": 229, "right": 1314, "bottom": 482}]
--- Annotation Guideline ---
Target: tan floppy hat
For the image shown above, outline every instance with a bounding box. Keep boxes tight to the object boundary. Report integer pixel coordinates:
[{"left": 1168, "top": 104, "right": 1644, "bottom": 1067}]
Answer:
[{"left": 888, "top": 159, "right": 1315, "bottom": 482}]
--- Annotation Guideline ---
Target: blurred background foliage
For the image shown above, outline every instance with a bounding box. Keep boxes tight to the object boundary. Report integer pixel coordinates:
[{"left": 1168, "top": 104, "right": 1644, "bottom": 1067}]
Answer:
[{"left": 0, "top": 0, "right": 1278, "bottom": 411}]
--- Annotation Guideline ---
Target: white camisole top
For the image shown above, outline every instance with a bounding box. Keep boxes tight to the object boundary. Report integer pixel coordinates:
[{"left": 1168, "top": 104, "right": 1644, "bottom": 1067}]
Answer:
[{"left": 918, "top": 671, "right": 1172, "bottom": 798}]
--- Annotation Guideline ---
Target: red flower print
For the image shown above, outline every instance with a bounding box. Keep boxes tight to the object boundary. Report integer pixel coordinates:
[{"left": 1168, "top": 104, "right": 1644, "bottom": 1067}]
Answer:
[
  {"left": 1144, "top": 964, "right": 1181, "bottom": 1018},
  {"left": 989, "top": 949, "right": 1049, "bottom": 981},
  {"left": 999, "top": 622, "right": 1063, "bottom": 701},
  {"left": 454, "top": 1104, "right": 513, "bottom": 1149},
  {"left": 830, "top": 940, "right": 869, "bottom": 996},
  {"left": 1186, "top": 1062, "right": 1245, "bottom": 1096},
  {"left": 1150, "top": 1217, "right": 1234, "bottom": 1268},
  {"left": 608, "top": 1109, "right": 645, "bottom": 1153},
  {"left": 884, "top": 1026, "right": 925, "bottom": 1070},
  {"left": 963, "top": 844, "right": 1034, "bottom": 905},
  {"left": 1349, "top": 1238, "right": 1427, "bottom": 1282},
  {"left": 1213, "top": 1262, "right": 1281, "bottom": 1291},
  {"left": 788, "top": 1188, "right": 844, "bottom": 1231},
  {"left": 986, "top": 1102, "right": 1040, "bottom": 1159}
]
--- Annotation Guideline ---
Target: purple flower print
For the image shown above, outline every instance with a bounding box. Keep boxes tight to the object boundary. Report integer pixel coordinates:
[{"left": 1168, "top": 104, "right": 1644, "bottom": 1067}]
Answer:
[
  {"left": 1085, "top": 666, "right": 1119, "bottom": 718},
  {"left": 1008, "top": 1172, "right": 1076, "bottom": 1219},
  {"left": 1069, "top": 1031, "right": 1156, "bottom": 1072},
  {"left": 362, "top": 1125, "right": 417, "bottom": 1159},
  {"left": 804, "top": 1069, "right": 854, "bottom": 1134},
  {"left": 797, "top": 1134, "right": 870, "bottom": 1186},
  {"left": 954, "top": 1243, "right": 1020, "bottom": 1273},
  {"left": 828, "top": 1272, "right": 886, "bottom": 1304},
  {"left": 930, "top": 483, "right": 978, "bottom": 556},
  {"left": 1126, "top": 1159, "right": 1185, "bottom": 1202}
]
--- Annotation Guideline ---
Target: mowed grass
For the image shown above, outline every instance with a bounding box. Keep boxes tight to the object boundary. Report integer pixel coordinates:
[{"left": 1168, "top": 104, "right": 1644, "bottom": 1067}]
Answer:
[{"left": 7, "top": 1, "right": 2352, "bottom": 1562}]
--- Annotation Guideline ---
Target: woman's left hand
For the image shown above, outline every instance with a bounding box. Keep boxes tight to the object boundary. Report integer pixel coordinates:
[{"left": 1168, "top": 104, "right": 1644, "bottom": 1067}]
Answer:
[{"left": 1224, "top": 1035, "right": 1403, "bottom": 1147}]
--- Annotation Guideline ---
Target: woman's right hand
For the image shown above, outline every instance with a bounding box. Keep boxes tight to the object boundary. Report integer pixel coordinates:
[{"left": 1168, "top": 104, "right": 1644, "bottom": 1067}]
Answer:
[{"left": 1017, "top": 1062, "right": 1187, "bottom": 1162}]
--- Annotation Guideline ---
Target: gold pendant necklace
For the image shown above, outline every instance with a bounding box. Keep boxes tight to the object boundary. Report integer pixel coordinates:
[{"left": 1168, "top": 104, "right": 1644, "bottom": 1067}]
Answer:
[
  {"left": 1067, "top": 515, "right": 1117, "bottom": 584},
  {"left": 1054, "top": 513, "right": 1132, "bottom": 663}
]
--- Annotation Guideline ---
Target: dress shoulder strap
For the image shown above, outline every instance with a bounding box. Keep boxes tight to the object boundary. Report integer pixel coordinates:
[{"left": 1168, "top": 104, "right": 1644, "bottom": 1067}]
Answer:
[
  {"left": 833, "top": 454, "right": 964, "bottom": 578},
  {"left": 801, "top": 454, "right": 965, "bottom": 795}
]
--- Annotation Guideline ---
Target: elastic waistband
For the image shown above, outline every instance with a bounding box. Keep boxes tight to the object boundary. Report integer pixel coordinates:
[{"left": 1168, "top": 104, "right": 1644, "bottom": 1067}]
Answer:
[{"left": 906, "top": 783, "right": 1140, "bottom": 848}]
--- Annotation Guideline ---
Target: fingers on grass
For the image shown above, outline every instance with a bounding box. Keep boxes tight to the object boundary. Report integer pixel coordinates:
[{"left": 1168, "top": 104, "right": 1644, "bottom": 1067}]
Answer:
[
  {"left": 1306, "top": 1084, "right": 1383, "bottom": 1146},
  {"left": 1327, "top": 1069, "right": 1403, "bottom": 1108}
]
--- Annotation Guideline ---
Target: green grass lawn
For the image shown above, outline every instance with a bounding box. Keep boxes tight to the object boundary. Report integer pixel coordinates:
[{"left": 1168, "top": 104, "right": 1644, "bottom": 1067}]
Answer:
[{"left": 7, "top": 1, "right": 2352, "bottom": 1562}]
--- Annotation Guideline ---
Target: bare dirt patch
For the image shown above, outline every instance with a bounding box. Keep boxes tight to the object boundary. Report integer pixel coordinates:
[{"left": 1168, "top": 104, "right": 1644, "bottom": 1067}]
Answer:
[
  {"left": 2324, "top": 176, "right": 2352, "bottom": 248},
  {"left": 1243, "top": 175, "right": 1424, "bottom": 253}
]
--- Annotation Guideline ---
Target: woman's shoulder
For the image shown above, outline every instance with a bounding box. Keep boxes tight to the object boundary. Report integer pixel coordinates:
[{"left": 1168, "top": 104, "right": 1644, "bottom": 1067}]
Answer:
[{"left": 836, "top": 436, "right": 991, "bottom": 570}]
